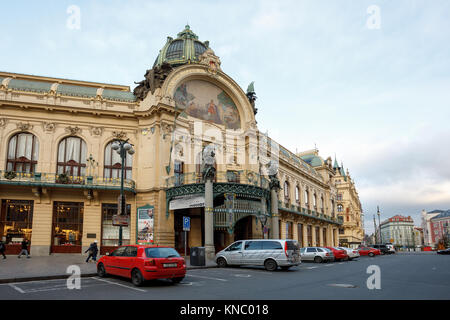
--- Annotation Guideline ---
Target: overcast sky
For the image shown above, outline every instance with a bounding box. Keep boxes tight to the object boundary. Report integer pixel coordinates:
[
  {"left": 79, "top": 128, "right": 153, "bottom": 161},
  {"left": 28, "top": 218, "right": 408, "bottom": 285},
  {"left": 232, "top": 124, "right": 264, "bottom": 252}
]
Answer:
[{"left": 1, "top": 0, "right": 449, "bottom": 234}]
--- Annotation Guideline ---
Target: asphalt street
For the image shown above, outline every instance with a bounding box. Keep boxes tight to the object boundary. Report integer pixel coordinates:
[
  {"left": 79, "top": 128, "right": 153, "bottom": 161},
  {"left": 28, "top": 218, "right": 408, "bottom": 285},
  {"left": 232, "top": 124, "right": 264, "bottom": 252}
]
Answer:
[{"left": 0, "top": 253, "right": 449, "bottom": 300}]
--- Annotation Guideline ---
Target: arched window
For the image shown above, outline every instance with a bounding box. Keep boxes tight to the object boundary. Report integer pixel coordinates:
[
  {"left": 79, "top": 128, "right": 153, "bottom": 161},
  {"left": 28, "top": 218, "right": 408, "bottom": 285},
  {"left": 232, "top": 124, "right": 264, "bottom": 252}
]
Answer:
[
  {"left": 337, "top": 204, "right": 343, "bottom": 212},
  {"left": 313, "top": 194, "right": 317, "bottom": 208},
  {"left": 104, "top": 141, "right": 133, "bottom": 180},
  {"left": 295, "top": 186, "right": 300, "bottom": 203},
  {"left": 7, "top": 132, "right": 39, "bottom": 173},
  {"left": 321, "top": 196, "right": 324, "bottom": 213},
  {"left": 57, "top": 136, "right": 87, "bottom": 176},
  {"left": 284, "top": 181, "right": 290, "bottom": 200},
  {"left": 304, "top": 190, "right": 309, "bottom": 207}
]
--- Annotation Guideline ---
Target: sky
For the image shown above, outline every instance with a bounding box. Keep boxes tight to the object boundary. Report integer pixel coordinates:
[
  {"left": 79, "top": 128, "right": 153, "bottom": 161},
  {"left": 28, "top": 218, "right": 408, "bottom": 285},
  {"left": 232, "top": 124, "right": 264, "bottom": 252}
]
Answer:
[{"left": 1, "top": 0, "right": 449, "bottom": 234}]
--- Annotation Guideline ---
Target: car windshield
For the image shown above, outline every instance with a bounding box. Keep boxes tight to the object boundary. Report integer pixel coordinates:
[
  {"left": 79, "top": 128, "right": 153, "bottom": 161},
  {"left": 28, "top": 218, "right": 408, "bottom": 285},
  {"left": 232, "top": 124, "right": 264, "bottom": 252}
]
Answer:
[
  {"left": 145, "top": 247, "right": 180, "bottom": 258},
  {"left": 322, "top": 248, "right": 332, "bottom": 252}
]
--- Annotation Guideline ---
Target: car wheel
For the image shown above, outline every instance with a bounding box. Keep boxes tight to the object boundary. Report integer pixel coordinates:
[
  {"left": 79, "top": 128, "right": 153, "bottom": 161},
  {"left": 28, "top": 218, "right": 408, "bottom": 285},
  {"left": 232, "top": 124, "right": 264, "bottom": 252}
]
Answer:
[
  {"left": 97, "top": 263, "right": 107, "bottom": 277},
  {"left": 217, "top": 257, "right": 227, "bottom": 268},
  {"left": 314, "top": 256, "right": 323, "bottom": 263},
  {"left": 131, "top": 269, "right": 144, "bottom": 287},
  {"left": 264, "top": 259, "right": 277, "bottom": 271},
  {"left": 369, "top": 252, "right": 374, "bottom": 257},
  {"left": 172, "top": 277, "right": 184, "bottom": 284}
]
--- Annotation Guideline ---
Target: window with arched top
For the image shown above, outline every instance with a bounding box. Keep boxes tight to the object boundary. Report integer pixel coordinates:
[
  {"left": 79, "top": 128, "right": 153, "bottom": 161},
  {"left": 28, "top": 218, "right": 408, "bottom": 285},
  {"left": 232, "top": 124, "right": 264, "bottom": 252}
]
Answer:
[
  {"left": 304, "top": 190, "right": 309, "bottom": 207},
  {"left": 284, "top": 181, "right": 290, "bottom": 200},
  {"left": 313, "top": 194, "right": 317, "bottom": 208},
  {"left": 337, "top": 204, "right": 343, "bottom": 212},
  {"left": 7, "top": 132, "right": 39, "bottom": 173},
  {"left": 295, "top": 186, "right": 300, "bottom": 203},
  {"left": 57, "top": 136, "right": 87, "bottom": 176},
  {"left": 104, "top": 141, "right": 133, "bottom": 180}
]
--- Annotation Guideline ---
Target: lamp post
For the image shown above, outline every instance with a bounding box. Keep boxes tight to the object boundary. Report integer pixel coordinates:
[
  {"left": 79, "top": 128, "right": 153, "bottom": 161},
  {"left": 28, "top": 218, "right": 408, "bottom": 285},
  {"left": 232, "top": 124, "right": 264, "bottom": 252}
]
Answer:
[
  {"left": 111, "top": 139, "right": 135, "bottom": 246},
  {"left": 377, "top": 206, "right": 382, "bottom": 244}
]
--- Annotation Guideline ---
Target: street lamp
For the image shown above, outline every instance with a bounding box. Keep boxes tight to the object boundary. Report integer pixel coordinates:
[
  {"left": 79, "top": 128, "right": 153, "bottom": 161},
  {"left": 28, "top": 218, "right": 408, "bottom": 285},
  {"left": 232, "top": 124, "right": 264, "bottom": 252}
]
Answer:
[
  {"left": 112, "top": 139, "right": 135, "bottom": 246},
  {"left": 377, "top": 206, "right": 382, "bottom": 244},
  {"left": 257, "top": 212, "right": 269, "bottom": 239}
]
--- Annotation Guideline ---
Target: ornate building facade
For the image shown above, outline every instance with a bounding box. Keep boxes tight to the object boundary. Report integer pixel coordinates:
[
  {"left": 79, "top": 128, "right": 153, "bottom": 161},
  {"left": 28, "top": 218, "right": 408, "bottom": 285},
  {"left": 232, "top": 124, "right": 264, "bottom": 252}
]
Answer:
[{"left": 0, "top": 25, "right": 352, "bottom": 258}]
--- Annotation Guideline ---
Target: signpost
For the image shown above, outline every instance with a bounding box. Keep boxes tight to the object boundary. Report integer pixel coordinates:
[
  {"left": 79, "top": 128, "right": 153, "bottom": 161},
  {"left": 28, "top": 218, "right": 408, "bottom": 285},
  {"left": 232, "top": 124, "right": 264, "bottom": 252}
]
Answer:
[{"left": 183, "top": 216, "right": 190, "bottom": 258}]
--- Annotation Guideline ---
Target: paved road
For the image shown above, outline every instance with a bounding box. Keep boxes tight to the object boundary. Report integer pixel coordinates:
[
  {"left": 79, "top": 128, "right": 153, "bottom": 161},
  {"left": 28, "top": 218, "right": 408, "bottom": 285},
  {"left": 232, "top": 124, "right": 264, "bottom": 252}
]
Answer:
[{"left": 1, "top": 253, "right": 449, "bottom": 300}]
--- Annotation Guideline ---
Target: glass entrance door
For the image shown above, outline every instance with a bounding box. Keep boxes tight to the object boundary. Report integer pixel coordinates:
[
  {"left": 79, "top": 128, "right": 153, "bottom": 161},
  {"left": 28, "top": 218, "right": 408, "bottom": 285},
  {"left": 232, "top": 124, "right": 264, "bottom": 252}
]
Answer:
[{"left": 51, "top": 202, "right": 83, "bottom": 253}]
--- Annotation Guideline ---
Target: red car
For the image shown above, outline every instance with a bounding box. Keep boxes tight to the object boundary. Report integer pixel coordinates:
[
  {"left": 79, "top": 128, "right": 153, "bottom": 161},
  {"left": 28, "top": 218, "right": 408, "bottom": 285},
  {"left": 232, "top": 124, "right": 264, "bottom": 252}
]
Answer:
[
  {"left": 97, "top": 245, "right": 186, "bottom": 286},
  {"left": 324, "top": 247, "right": 349, "bottom": 261},
  {"left": 358, "top": 247, "right": 381, "bottom": 257}
]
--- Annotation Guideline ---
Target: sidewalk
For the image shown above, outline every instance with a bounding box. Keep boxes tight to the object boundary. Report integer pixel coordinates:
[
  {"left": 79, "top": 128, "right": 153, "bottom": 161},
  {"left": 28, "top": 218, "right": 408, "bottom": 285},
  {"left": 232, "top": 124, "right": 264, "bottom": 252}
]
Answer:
[{"left": 0, "top": 254, "right": 216, "bottom": 284}]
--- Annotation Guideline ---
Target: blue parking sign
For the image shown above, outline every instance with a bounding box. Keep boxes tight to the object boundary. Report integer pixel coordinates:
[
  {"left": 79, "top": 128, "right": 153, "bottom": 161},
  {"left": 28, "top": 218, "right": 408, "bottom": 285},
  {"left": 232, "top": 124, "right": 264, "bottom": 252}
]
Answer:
[{"left": 183, "top": 216, "right": 190, "bottom": 231}]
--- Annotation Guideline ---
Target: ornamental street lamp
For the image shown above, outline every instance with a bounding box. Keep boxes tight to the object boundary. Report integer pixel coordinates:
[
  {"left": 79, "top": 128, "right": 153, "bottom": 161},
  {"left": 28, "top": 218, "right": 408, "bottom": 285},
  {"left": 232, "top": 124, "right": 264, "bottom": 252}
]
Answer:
[{"left": 111, "top": 139, "right": 135, "bottom": 246}]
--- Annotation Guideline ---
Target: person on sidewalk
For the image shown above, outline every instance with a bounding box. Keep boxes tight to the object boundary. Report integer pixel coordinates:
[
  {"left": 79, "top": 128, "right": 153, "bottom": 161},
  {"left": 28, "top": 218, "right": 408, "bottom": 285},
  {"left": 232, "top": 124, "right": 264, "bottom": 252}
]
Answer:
[
  {"left": 18, "top": 239, "right": 30, "bottom": 258},
  {"left": 85, "top": 240, "right": 98, "bottom": 263},
  {"left": 0, "top": 240, "right": 6, "bottom": 259}
]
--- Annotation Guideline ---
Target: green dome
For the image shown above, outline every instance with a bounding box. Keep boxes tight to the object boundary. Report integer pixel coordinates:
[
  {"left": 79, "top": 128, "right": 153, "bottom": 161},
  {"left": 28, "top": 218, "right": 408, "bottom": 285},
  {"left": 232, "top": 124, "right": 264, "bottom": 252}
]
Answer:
[
  {"left": 153, "top": 25, "right": 209, "bottom": 68},
  {"left": 300, "top": 154, "right": 324, "bottom": 167}
]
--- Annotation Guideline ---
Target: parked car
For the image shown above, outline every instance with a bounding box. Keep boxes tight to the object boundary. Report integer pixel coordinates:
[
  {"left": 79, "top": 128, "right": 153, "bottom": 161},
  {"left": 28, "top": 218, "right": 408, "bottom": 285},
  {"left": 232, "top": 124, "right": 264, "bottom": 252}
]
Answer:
[
  {"left": 215, "top": 239, "right": 301, "bottom": 271},
  {"left": 300, "top": 247, "right": 335, "bottom": 263},
  {"left": 324, "top": 246, "right": 348, "bottom": 261},
  {"left": 437, "top": 248, "right": 450, "bottom": 255},
  {"left": 385, "top": 243, "right": 396, "bottom": 254},
  {"left": 358, "top": 247, "right": 381, "bottom": 257},
  {"left": 97, "top": 245, "right": 186, "bottom": 286},
  {"left": 371, "top": 244, "right": 390, "bottom": 255},
  {"left": 337, "top": 247, "right": 360, "bottom": 260}
]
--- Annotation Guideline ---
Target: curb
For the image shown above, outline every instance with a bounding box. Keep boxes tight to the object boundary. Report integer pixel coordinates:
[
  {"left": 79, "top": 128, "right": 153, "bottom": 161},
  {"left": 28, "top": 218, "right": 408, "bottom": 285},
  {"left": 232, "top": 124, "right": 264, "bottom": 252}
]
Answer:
[{"left": 0, "top": 265, "right": 217, "bottom": 284}]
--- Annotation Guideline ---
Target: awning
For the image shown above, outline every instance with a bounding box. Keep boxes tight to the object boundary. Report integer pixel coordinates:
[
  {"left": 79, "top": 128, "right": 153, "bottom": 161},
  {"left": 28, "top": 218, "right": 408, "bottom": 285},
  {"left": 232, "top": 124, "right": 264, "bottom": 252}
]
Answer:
[{"left": 169, "top": 194, "right": 205, "bottom": 210}]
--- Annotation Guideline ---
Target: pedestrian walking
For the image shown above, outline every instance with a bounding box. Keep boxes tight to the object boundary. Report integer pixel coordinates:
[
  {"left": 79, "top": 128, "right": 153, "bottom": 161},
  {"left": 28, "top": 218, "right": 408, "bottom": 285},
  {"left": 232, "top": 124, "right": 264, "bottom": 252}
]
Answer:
[
  {"left": 18, "top": 239, "right": 30, "bottom": 258},
  {"left": 85, "top": 240, "right": 98, "bottom": 263},
  {"left": 0, "top": 240, "right": 6, "bottom": 259}
]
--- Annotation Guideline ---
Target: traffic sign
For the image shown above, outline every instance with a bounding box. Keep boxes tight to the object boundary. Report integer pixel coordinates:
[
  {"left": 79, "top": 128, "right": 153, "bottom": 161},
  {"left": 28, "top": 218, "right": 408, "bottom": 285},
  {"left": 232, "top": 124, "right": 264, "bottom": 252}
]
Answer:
[{"left": 183, "top": 216, "right": 190, "bottom": 231}]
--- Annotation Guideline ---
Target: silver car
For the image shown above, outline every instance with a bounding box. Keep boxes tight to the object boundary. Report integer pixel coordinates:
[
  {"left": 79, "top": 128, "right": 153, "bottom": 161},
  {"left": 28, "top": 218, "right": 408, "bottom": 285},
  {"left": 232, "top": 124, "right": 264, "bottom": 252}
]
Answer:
[
  {"left": 337, "top": 247, "right": 360, "bottom": 260},
  {"left": 215, "top": 239, "right": 301, "bottom": 271},
  {"left": 300, "top": 247, "right": 335, "bottom": 263}
]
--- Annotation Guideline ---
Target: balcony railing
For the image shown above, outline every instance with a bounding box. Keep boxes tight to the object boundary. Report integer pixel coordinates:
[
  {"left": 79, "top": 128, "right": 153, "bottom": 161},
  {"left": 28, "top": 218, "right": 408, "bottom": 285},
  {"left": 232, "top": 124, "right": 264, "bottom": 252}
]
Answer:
[
  {"left": 165, "top": 170, "right": 270, "bottom": 190},
  {"left": 0, "top": 170, "right": 136, "bottom": 191},
  {"left": 278, "top": 200, "right": 342, "bottom": 225}
]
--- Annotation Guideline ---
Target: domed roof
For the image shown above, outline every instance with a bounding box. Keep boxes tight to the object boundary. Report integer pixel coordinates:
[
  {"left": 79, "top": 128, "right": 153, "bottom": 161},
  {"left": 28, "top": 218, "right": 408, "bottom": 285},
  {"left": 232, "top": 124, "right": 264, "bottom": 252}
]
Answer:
[
  {"left": 153, "top": 25, "right": 210, "bottom": 68},
  {"left": 300, "top": 154, "right": 324, "bottom": 167}
]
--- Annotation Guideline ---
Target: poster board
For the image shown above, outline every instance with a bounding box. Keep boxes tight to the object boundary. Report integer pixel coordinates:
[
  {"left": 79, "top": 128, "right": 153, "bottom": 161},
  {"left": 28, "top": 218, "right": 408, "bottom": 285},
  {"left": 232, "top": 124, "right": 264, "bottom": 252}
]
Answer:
[{"left": 136, "top": 204, "right": 154, "bottom": 244}]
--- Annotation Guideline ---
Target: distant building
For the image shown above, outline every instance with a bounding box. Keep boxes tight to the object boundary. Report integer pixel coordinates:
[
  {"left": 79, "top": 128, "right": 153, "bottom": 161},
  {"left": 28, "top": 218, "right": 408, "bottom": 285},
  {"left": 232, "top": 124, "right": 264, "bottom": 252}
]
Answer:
[
  {"left": 421, "top": 209, "right": 446, "bottom": 247},
  {"left": 380, "top": 215, "right": 415, "bottom": 248},
  {"left": 430, "top": 210, "right": 450, "bottom": 248},
  {"left": 413, "top": 227, "right": 424, "bottom": 247}
]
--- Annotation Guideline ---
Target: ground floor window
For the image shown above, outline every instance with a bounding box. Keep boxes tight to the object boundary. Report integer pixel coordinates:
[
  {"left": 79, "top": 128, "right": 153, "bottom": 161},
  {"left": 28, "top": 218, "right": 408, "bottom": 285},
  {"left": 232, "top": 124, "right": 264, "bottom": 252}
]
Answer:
[
  {"left": 297, "top": 223, "right": 303, "bottom": 247},
  {"left": 315, "top": 226, "right": 320, "bottom": 246},
  {"left": 0, "top": 199, "right": 33, "bottom": 244},
  {"left": 307, "top": 225, "right": 312, "bottom": 246},
  {"left": 286, "top": 221, "right": 293, "bottom": 239},
  {"left": 101, "top": 203, "right": 130, "bottom": 247},
  {"left": 52, "top": 202, "right": 83, "bottom": 253}
]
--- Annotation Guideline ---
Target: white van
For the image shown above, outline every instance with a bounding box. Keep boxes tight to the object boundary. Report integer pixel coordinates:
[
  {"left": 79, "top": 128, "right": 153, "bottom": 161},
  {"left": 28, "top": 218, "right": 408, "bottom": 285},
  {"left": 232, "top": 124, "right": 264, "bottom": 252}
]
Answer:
[{"left": 215, "top": 239, "right": 301, "bottom": 271}]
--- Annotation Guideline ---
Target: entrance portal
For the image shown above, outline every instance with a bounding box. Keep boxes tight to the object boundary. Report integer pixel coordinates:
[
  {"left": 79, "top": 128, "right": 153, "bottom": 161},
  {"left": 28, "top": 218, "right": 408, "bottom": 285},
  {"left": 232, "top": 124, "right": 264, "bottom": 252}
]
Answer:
[{"left": 234, "top": 216, "right": 253, "bottom": 241}]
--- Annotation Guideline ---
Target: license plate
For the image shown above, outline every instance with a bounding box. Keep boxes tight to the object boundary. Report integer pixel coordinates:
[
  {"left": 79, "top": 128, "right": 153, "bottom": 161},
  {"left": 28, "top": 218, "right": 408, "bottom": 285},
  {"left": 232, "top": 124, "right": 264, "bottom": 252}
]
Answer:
[{"left": 163, "top": 263, "right": 177, "bottom": 268}]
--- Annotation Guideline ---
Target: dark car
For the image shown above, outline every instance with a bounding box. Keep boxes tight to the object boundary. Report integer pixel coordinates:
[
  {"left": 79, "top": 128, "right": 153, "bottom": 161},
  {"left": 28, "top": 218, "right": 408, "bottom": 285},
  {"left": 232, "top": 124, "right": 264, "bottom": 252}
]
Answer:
[
  {"left": 371, "top": 244, "right": 390, "bottom": 255},
  {"left": 437, "top": 248, "right": 450, "bottom": 255}
]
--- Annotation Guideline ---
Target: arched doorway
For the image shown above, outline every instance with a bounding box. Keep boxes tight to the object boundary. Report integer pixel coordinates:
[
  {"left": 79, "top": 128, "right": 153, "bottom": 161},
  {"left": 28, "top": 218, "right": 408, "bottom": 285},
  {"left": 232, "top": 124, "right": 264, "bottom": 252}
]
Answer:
[{"left": 234, "top": 216, "right": 253, "bottom": 241}]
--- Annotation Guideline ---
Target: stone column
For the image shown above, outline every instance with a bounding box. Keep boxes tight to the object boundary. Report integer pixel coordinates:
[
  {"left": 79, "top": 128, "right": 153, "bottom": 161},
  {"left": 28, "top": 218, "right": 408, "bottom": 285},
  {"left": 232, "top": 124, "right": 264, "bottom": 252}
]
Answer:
[
  {"left": 204, "top": 178, "right": 215, "bottom": 261},
  {"left": 271, "top": 188, "right": 280, "bottom": 239},
  {"left": 303, "top": 224, "right": 308, "bottom": 247},
  {"left": 312, "top": 225, "right": 317, "bottom": 246}
]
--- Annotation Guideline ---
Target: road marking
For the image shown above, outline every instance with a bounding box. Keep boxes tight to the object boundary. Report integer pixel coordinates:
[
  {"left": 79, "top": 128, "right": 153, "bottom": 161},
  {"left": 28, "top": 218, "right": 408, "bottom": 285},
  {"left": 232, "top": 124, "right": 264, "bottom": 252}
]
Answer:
[
  {"left": 186, "top": 274, "right": 228, "bottom": 282},
  {"left": 324, "top": 264, "right": 334, "bottom": 267},
  {"left": 234, "top": 274, "right": 251, "bottom": 278},
  {"left": 328, "top": 283, "right": 357, "bottom": 288},
  {"left": 92, "top": 277, "right": 146, "bottom": 292},
  {"left": 306, "top": 267, "right": 318, "bottom": 269},
  {"left": 9, "top": 284, "right": 25, "bottom": 294},
  {"left": 178, "top": 281, "right": 193, "bottom": 286}
]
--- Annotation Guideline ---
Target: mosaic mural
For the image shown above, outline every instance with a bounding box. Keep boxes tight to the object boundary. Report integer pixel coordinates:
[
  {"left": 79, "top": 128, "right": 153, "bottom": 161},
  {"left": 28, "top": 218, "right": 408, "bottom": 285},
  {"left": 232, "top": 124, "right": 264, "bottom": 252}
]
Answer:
[{"left": 173, "top": 80, "right": 241, "bottom": 129}]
